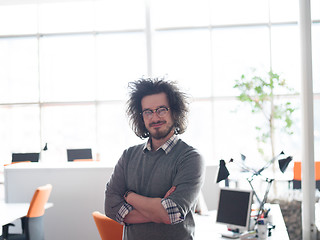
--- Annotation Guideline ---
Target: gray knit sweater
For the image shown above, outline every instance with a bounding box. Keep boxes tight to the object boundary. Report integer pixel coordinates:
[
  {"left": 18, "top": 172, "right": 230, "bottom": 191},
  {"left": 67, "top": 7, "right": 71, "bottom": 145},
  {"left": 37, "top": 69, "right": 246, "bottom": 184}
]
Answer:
[{"left": 105, "top": 139, "right": 205, "bottom": 240}]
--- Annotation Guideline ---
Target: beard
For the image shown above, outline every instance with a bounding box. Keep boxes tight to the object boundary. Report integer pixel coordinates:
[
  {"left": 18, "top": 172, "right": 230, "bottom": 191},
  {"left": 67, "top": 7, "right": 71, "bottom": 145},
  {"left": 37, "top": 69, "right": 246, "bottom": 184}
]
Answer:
[{"left": 148, "top": 121, "right": 175, "bottom": 140}]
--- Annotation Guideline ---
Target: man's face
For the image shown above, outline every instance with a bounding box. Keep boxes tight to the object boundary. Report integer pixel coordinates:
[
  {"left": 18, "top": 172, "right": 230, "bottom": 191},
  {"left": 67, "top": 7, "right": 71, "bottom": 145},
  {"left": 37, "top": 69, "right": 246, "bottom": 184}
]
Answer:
[{"left": 141, "top": 92, "right": 175, "bottom": 140}]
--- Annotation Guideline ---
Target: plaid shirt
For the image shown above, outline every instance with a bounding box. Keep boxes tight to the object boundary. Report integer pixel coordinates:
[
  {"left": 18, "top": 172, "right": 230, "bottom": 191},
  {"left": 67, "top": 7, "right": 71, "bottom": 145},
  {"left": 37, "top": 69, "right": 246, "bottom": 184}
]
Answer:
[
  {"left": 144, "top": 134, "right": 179, "bottom": 154},
  {"left": 116, "top": 134, "right": 183, "bottom": 225}
]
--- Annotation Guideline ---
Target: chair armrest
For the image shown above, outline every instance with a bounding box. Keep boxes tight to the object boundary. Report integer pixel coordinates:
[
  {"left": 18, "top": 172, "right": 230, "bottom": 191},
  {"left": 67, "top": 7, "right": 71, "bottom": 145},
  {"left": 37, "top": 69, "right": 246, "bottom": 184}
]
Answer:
[{"left": 2, "top": 223, "right": 15, "bottom": 239}]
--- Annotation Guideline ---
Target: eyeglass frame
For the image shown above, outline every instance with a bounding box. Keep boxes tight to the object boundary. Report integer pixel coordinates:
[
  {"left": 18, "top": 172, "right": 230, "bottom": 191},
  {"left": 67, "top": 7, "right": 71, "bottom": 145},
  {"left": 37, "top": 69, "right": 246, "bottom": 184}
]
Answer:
[{"left": 141, "top": 106, "right": 170, "bottom": 120}]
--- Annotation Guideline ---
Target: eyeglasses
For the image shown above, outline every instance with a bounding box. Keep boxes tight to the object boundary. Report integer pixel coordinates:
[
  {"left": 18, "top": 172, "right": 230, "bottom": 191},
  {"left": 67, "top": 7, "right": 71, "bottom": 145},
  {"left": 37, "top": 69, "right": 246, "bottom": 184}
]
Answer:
[{"left": 141, "top": 106, "right": 170, "bottom": 120}]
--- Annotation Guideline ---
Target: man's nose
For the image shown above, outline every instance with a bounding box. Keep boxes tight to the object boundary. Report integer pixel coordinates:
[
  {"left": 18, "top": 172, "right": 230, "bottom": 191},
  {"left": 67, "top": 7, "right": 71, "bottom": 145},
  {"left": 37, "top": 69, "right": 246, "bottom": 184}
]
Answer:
[{"left": 150, "top": 112, "right": 161, "bottom": 121}]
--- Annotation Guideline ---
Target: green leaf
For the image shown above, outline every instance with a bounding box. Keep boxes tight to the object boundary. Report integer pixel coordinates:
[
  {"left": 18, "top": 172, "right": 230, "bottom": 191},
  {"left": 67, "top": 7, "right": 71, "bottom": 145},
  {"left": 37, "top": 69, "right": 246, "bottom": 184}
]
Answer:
[
  {"left": 258, "top": 148, "right": 264, "bottom": 155},
  {"left": 239, "top": 93, "right": 251, "bottom": 102},
  {"left": 233, "top": 69, "right": 296, "bottom": 157}
]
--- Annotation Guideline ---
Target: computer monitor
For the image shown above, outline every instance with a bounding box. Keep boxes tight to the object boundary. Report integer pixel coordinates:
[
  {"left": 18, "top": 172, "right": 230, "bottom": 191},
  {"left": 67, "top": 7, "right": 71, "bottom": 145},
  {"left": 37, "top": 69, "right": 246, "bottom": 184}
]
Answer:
[
  {"left": 12, "top": 152, "right": 40, "bottom": 163},
  {"left": 67, "top": 148, "right": 92, "bottom": 161},
  {"left": 216, "top": 188, "right": 253, "bottom": 233}
]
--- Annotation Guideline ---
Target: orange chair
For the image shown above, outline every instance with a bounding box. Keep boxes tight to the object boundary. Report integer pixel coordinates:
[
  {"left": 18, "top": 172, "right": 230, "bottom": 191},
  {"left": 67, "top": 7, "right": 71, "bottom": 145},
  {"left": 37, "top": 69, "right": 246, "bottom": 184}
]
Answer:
[
  {"left": 1, "top": 184, "right": 53, "bottom": 240},
  {"left": 293, "top": 161, "right": 320, "bottom": 189},
  {"left": 92, "top": 211, "right": 123, "bottom": 240},
  {"left": 4, "top": 161, "right": 31, "bottom": 166}
]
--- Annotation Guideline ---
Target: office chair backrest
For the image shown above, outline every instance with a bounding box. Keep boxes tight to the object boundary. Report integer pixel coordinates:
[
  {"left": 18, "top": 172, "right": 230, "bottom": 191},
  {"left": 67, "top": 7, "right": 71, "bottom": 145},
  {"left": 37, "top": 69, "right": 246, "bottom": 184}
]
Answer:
[
  {"left": 92, "top": 211, "right": 123, "bottom": 240},
  {"left": 27, "top": 184, "right": 52, "bottom": 218},
  {"left": 293, "top": 162, "right": 301, "bottom": 181},
  {"left": 23, "top": 184, "right": 52, "bottom": 240},
  {"left": 316, "top": 162, "right": 320, "bottom": 181},
  {"left": 293, "top": 161, "right": 320, "bottom": 189}
]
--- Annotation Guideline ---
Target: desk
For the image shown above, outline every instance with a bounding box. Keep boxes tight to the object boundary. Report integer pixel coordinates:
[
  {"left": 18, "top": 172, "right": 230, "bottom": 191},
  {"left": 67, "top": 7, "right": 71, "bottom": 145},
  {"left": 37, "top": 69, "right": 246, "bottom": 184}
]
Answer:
[
  {"left": 0, "top": 202, "right": 53, "bottom": 235},
  {"left": 194, "top": 204, "right": 289, "bottom": 239}
]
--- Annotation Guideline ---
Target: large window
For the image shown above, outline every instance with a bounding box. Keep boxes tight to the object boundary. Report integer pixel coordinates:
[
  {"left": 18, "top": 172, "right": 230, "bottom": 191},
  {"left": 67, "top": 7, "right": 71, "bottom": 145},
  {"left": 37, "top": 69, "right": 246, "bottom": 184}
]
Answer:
[{"left": 0, "top": 0, "right": 319, "bottom": 168}]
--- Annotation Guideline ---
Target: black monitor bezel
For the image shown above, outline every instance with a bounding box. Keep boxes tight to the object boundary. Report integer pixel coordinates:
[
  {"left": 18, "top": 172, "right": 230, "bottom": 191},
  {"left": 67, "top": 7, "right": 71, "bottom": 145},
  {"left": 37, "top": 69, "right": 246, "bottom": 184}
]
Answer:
[
  {"left": 12, "top": 152, "right": 40, "bottom": 163},
  {"left": 216, "top": 187, "right": 253, "bottom": 232},
  {"left": 67, "top": 148, "right": 92, "bottom": 161}
]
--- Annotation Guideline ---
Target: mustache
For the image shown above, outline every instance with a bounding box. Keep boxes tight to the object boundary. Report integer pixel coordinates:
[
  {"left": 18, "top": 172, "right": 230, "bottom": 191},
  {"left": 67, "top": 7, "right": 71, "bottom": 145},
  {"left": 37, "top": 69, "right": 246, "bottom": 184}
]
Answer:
[{"left": 149, "top": 121, "right": 166, "bottom": 127}]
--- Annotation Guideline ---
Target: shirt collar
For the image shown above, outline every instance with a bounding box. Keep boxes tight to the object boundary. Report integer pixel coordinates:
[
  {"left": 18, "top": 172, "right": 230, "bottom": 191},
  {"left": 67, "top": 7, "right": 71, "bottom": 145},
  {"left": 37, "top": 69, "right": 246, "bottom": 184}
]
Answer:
[{"left": 143, "top": 134, "right": 179, "bottom": 154}]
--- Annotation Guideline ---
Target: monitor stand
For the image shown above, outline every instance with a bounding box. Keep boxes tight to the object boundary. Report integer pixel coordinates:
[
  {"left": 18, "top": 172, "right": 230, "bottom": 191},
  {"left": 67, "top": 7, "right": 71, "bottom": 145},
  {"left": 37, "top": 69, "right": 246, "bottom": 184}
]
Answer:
[
  {"left": 220, "top": 229, "right": 256, "bottom": 239},
  {"left": 220, "top": 227, "right": 242, "bottom": 239},
  {"left": 220, "top": 231, "right": 242, "bottom": 239}
]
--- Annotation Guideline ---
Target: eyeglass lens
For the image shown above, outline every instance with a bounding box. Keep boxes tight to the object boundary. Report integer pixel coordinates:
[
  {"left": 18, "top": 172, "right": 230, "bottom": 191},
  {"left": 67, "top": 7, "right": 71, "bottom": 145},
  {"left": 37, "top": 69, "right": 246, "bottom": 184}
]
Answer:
[{"left": 143, "top": 107, "right": 169, "bottom": 119}]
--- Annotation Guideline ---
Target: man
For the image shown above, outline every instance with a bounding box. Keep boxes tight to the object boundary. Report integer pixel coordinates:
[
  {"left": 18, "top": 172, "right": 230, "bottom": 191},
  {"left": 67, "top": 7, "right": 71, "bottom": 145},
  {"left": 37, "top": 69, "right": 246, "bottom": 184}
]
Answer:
[{"left": 105, "top": 77, "right": 205, "bottom": 240}]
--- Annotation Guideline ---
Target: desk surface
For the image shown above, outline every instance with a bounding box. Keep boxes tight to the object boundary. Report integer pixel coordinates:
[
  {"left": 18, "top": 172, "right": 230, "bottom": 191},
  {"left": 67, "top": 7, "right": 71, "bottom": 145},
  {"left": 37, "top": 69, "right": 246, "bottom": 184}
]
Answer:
[
  {"left": 3, "top": 162, "right": 113, "bottom": 170},
  {"left": 0, "top": 202, "right": 53, "bottom": 235},
  {"left": 194, "top": 204, "right": 289, "bottom": 240}
]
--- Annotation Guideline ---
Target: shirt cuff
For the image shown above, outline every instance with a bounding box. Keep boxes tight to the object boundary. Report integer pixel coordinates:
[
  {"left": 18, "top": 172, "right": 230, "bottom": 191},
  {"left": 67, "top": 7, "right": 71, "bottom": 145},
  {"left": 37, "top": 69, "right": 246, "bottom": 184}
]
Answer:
[
  {"left": 116, "top": 202, "right": 133, "bottom": 225},
  {"left": 161, "top": 198, "right": 184, "bottom": 224}
]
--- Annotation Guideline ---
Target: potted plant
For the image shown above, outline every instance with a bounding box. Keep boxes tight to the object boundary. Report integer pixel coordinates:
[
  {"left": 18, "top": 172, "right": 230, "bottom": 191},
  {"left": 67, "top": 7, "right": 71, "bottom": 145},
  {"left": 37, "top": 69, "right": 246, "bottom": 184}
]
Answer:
[
  {"left": 233, "top": 69, "right": 299, "bottom": 237},
  {"left": 233, "top": 69, "right": 296, "bottom": 165}
]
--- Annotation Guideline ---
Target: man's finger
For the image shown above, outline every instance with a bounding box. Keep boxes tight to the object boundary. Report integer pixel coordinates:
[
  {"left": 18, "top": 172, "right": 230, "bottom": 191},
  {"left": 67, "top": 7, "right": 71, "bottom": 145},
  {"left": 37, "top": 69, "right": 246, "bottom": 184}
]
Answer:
[{"left": 164, "top": 186, "right": 176, "bottom": 198}]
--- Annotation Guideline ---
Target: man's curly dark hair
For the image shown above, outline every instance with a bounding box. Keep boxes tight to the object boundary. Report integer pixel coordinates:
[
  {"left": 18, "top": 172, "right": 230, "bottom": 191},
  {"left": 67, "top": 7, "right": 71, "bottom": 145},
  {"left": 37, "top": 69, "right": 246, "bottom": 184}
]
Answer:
[{"left": 126, "top": 77, "right": 189, "bottom": 139}]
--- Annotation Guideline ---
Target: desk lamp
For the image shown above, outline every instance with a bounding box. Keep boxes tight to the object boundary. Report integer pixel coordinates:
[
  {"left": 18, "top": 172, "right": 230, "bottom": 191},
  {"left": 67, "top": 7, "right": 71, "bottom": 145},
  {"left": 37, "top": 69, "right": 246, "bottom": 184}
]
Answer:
[
  {"left": 43, "top": 143, "right": 48, "bottom": 151},
  {"left": 216, "top": 151, "right": 293, "bottom": 219},
  {"left": 216, "top": 159, "right": 230, "bottom": 183},
  {"left": 39, "top": 142, "right": 48, "bottom": 162}
]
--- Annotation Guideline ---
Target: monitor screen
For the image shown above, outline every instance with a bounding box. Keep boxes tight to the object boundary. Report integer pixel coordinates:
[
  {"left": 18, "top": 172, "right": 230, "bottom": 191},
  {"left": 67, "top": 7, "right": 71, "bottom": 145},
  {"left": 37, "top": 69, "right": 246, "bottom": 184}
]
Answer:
[
  {"left": 216, "top": 188, "right": 253, "bottom": 231},
  {"left": 12, "top": 152, "right": 40, "bottom": 162},
  {"left": 67, "top": 148, "right": 92, "bottom": 161}
]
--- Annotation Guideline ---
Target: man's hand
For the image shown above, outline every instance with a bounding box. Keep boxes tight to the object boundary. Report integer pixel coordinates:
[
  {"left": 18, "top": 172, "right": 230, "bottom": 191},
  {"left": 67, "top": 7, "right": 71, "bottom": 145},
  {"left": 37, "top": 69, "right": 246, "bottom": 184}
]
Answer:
[
  {"left": 123, "top": 186, "right": 176, "bottom": 224},
  {"left": 124, "top": 190, "right": 135, "bottom": 202},
  {"left": 164, "top": 186, "right": 176, "bottom": 198}
]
